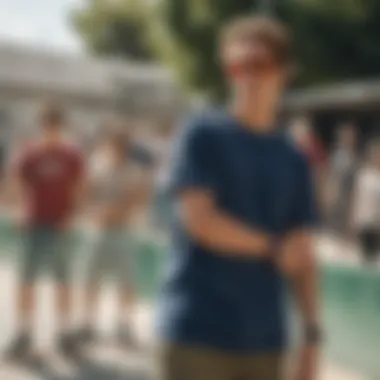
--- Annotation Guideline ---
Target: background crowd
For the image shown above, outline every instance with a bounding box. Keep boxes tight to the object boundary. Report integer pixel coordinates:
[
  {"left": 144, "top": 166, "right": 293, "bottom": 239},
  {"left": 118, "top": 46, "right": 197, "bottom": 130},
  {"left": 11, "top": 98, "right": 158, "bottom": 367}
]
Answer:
[
  {"left": 2, "top": 110, "right": 380, "bottom": 264},
  {"left": 289, "top": 118, "right": 380, "bottom": 264}
]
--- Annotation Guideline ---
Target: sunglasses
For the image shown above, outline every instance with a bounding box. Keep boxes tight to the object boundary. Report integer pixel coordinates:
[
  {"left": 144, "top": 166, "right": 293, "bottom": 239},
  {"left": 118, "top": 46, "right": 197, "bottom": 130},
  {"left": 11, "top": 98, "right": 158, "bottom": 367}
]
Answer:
[
  {"left": 226, "top": 61, "right": 279, "bottom": 79},
  {"left": 224, "top": 43, "right": 279, "bottom": 78}
]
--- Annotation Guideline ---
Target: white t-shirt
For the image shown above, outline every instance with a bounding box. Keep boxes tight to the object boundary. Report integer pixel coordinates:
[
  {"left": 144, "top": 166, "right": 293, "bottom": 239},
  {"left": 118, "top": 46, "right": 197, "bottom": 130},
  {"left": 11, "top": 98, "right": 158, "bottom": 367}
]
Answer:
[
  {"left": 332, "top": 148, "right": 355, "bottom": 176},
  {"left": 89, "top": 152, "right": 142, "bottom": 204},
  {"left": 353, "top": 167, "right": 380, "bottom": 229}
]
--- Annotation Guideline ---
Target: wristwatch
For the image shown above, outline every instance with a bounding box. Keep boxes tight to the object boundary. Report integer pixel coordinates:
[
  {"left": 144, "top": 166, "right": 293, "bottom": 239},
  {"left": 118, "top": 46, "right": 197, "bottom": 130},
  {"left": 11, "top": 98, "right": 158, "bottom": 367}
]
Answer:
[{"left": 305, "top": 324, "right": 323, "bottom": 345}]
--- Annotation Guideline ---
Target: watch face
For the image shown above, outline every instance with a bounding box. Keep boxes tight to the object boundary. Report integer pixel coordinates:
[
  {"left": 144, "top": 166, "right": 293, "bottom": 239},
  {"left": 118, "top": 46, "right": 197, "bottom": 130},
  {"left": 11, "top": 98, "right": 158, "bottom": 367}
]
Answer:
[{"left": 305, "top": 325, "right": 323, "bottom": 344}]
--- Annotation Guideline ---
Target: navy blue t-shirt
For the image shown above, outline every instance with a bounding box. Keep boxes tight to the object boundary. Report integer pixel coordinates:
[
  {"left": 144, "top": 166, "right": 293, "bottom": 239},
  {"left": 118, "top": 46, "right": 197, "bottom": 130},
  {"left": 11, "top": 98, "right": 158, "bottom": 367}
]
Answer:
[{"left": 157, "top": 110, "right": 318, "bottom": 353}]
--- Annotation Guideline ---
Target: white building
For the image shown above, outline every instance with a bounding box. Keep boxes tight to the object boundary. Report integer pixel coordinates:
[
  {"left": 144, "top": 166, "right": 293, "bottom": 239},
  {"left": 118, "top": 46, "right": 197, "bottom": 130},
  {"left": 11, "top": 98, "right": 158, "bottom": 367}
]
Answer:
[{"left": 0, "top": 42, "right": 184, "bottom": 145}]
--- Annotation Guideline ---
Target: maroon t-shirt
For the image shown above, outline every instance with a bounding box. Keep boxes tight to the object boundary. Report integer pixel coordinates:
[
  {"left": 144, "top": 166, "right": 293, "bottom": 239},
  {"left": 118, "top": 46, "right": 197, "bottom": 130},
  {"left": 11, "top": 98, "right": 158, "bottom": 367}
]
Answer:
[{"left": 15, "top": 142, "right": 84, "bottom": 226}]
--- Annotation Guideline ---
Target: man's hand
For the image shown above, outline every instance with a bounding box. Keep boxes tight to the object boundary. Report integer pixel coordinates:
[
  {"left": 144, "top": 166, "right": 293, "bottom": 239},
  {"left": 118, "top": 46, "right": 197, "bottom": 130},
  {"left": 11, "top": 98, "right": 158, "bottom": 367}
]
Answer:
[
  {"left": 293, "top": 344, "right": 319, "bottom": 380},
  {"left": 96, "top": 206, "right": 114, "bottom": 227},
  {"left": 96, "top": 205, "right": 128, "bottom": 227},
  {"left": 276, "top": 232, "right": 313, "bottom": 277}
]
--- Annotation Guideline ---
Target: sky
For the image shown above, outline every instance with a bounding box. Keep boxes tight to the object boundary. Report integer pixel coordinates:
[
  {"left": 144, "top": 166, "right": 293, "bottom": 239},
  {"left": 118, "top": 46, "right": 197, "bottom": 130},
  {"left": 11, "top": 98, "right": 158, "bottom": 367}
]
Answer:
[{"left": 0, "top": 0, "right": 84, "bottom": 53}]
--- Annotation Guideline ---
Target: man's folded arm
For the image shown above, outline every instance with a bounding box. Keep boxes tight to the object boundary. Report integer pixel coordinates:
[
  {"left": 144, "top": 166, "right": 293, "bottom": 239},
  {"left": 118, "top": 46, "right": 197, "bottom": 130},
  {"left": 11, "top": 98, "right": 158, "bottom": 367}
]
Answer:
[
  {"left": 179, "top": 189, "right": 271, "bottom": 257},
  {"left": 171, "top": 121, "right": 271, "bottom": 258},
  {"left": 285, "top": 230, "right": 319, "bottom": 327}
]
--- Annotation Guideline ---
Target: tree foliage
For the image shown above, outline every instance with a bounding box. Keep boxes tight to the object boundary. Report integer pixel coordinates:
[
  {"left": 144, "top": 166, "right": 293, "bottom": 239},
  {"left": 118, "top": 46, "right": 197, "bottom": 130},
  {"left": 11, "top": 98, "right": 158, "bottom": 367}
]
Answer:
[
  {"left": 152, "top": 0, "right": 380, "bottom": 99},
  {"left": 279, "top": 0, "right": 380, "bottom": 85},
  {"left": 72, "top": 0, "right": 380, "bottom": 100},
  {"left": 71, "top": 0, "right": 154, "bottom": 61}
]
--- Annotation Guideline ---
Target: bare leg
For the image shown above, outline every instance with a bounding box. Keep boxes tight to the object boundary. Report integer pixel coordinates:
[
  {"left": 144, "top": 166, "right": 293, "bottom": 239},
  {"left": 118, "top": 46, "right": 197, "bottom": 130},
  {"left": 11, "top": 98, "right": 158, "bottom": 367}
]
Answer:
[
  {"left": 117, "top": 285, "right": 139, "bottom": 348},
  {"left": 82, "top": 283, "right": 101, "bottom": 333},
  {"left": 20, "top": 282, "right": 35, "bottom": 322},
  {"left": 6, "top": 283, "right": 35, "bottom": 359},
  {"left": 56, "top": 283, "right": 72, "bottom": 331},
  {"left": 120, "top": 285, "right": 136, "bottom": 317},
  {"left": 57, "top": 283, "right": 86, "bottom": 361}
]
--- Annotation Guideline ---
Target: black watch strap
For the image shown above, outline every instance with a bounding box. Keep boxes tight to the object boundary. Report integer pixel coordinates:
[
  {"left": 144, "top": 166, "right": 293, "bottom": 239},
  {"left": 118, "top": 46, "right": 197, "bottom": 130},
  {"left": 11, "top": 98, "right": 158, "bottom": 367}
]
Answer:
[{"left": 305, "top": 324, "right": 323, "bottom": 345}]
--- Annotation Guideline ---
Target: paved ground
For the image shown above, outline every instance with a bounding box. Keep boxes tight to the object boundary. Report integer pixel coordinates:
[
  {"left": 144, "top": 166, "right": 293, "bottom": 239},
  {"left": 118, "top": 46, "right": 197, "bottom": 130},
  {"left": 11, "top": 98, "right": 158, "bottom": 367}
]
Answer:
[{"left": 0, "top": 258, "right": 370, "bottom": 380}]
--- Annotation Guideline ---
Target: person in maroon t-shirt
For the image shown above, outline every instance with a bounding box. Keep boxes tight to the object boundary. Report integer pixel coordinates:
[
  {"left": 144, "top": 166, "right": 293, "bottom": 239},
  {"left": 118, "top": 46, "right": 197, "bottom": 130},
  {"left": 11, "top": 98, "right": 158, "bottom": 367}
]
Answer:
[{"left": 6, "top": 103, "right": 84, "bottom": 363}]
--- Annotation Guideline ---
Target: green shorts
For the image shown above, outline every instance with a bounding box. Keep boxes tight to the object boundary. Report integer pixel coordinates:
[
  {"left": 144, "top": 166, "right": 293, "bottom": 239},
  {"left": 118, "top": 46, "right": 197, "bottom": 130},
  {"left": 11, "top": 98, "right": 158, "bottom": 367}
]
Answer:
[
  {"left": 151, "top": 189, "right": 173, "bottom": 230},
  {"left": 87, "top": 227, "right": 136, "bottom": 288},
  {"left": 156, "top": 345, "right": 283, "bottom": 380},
  {"left": 21, "top": 225, "right": 73, "bottom": 284}
]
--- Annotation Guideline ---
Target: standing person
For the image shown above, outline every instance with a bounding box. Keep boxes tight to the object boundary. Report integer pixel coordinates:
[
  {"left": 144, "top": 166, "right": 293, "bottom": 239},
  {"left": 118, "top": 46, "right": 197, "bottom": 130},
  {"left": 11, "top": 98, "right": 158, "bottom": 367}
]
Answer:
[
  {"left": 351, "top": 140, "right": 380, "bottom": 263},
  {"left": 151, "top": 122, "right": 175, "bottom": 233},
  {"left": 329, "top": 123, "right": 358, "bottom": 237},
  {"left": 289, "top": 117, "right": 326, "bottom": 171},
  {"left": 129, "top": 125, "right": 156, "bottom": 171},
  {"left": 289, "top": 117, "right": 327, "bottom": 218},
  {"left": 6, "top": 103, "right": 85, "bottom": 362},
  {"left": 157, "top": 16, "right": 321, "bottom": 380},
  {"left": 79, "top": 126, "right": 146, "bottom": 348}
]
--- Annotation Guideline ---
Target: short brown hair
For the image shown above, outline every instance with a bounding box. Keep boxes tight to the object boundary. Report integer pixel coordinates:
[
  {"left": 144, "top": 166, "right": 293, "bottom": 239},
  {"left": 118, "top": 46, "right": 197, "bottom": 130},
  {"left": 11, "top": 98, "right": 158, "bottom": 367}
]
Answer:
[
  {"left": 220, "top": 16, "right": 293, "bottom": 66},
  {"left": 40, "top": 102, "right": 65, "bottom": 127}
]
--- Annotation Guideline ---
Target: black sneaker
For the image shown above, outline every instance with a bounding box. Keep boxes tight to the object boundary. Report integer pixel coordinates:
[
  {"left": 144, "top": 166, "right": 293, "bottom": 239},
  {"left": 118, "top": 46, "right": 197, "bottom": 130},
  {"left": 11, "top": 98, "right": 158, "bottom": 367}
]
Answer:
[
  {"left": 117, "top": 324, "right": 140, "bottom": 350},
  {"left": 58, "top": 333, "right": 84, "bottom": 363},
  {"left": 75, "top": 326, "right": 97, "bottom": 345},
  {"left": 5, "top": 331, "right": 32, "bottom": 363},
  {"left": 25, "top": 352, "right": 47, "bottom": 372}
]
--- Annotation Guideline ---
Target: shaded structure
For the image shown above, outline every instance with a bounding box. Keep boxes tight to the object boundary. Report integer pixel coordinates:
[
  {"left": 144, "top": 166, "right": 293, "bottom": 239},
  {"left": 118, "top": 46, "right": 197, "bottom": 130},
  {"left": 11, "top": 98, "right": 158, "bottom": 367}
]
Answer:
[{"left": 284, "top": 80, "right": 380, "bottom": 148}]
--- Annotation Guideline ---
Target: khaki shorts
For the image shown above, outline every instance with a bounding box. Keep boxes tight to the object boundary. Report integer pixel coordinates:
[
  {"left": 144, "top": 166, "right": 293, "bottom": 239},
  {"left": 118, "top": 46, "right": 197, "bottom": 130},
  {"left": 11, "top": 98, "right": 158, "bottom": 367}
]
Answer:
[
  {"left": 87, "top": 228, "right": 136, "bottom": 288},
  {"left": 156, "top": 344, "right": 284, "bottom": 380}
]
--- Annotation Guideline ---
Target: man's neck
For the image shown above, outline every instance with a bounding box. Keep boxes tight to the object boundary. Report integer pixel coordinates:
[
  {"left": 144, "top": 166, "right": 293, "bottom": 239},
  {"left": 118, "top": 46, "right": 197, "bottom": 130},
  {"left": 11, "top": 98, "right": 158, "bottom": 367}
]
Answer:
[
  {"left": 232, "top": 93, "right": 279, "bottom": 133},
  {"left": 232, "top": 103, "right": 277, "bottom": 133},
  {"left": 41, "top": 133, "right": 63, "bottom": 147}
]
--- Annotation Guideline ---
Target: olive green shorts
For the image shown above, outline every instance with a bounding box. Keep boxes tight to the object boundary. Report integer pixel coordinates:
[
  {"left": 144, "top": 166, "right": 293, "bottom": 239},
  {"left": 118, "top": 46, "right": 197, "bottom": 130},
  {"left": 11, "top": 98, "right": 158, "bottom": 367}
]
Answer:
[
  {"left": 156, "top": 345, "right": 284, "bottom": 380},
  {"left": 21, "top": 225, "right": 73, "bottom": 285}
]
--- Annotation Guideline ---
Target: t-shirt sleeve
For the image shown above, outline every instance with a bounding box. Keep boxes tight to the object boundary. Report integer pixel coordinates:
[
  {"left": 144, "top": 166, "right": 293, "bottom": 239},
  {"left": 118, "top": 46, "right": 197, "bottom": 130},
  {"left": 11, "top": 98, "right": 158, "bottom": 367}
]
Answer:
[
  {"left": 288, "top": 154, "right": 319, "bottom": 230},
  {"left": 170, "top": 119, "right": 218, "bottom": 195}
]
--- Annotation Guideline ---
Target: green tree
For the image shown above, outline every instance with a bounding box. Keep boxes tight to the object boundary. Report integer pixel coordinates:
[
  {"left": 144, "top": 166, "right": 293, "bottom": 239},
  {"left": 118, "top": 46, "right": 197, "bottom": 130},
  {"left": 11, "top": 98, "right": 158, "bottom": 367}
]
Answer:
[
  {"left": 72, "top": 0, "right": 380, "bottom": 100},
  {"left": 149, "top": 0, "right": 380, "bottom": 99},
  {"left": 149, "top": 0, "right": 262, "bottom": 100},
  {"left": 279, "top": 0, "right": 379, "bottom": 85},
  {"left": 71, "top": 0, "right": 154, "bottom": 61}
]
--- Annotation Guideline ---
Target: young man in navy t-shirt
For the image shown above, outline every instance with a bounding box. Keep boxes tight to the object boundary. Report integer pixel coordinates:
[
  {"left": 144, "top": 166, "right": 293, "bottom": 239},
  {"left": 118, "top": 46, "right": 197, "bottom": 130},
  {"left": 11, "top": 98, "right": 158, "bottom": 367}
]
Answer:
[{"left": 157, "top": 16, "right": 321, "bottom": 380}]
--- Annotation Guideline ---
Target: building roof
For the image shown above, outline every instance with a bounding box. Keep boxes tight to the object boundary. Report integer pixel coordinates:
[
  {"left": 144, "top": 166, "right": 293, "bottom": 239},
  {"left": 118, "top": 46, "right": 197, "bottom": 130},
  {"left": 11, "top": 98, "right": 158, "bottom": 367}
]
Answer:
[
  {"left": 0, "top": 42, "right": 176, "bottom": 102},
  {"left": 284, "top": 80, "right": 380, "bottom": 112}
]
